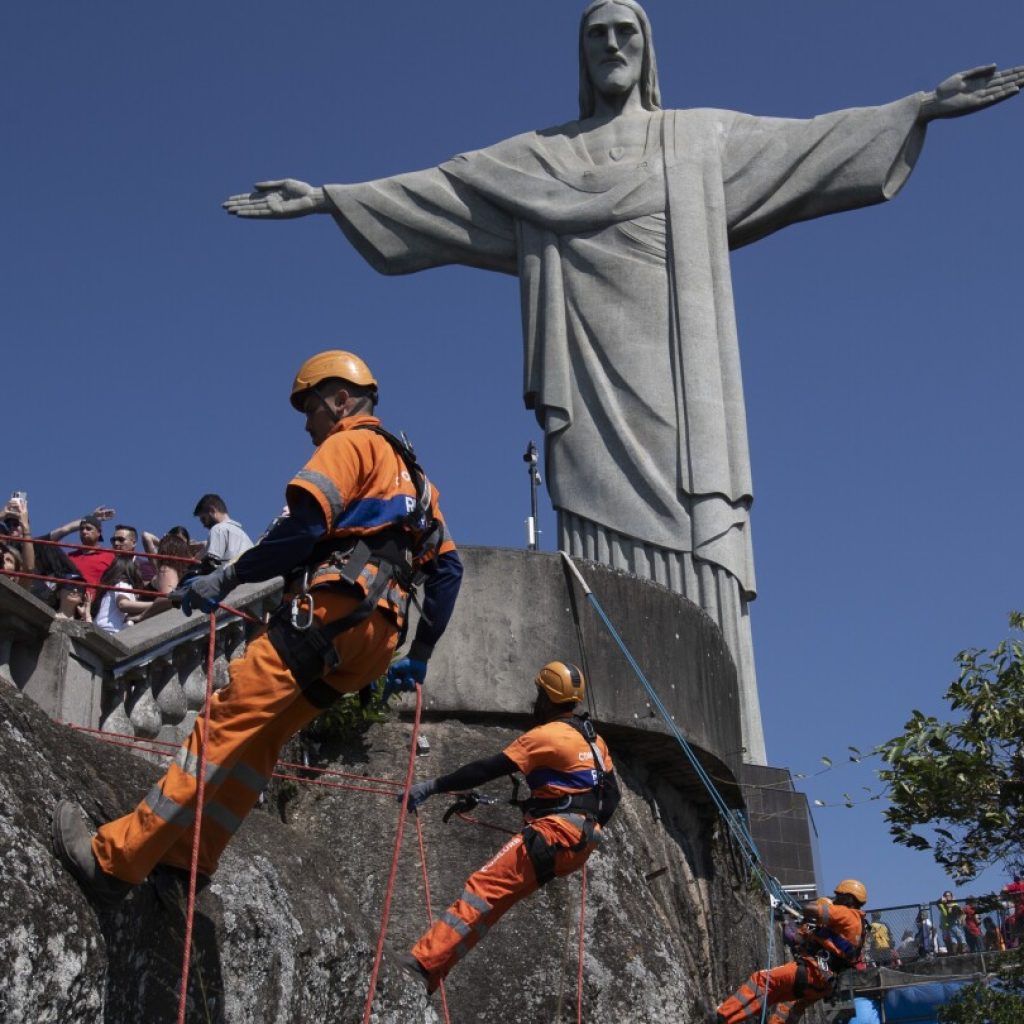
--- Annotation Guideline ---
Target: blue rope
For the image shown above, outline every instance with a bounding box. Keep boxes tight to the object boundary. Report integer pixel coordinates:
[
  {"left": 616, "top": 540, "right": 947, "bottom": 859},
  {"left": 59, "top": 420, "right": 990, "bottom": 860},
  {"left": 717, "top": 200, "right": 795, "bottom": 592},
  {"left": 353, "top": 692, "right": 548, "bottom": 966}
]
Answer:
[{"left": 564, "top": 554, "right": 800, "bottom": 914}]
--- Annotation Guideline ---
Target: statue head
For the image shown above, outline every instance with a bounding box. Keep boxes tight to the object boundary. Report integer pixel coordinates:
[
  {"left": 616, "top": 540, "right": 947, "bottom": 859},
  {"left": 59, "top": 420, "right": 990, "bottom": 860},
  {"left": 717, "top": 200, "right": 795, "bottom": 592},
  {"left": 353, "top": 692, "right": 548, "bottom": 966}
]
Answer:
[{"left": 578, "top": 0, "right": 661, "bottom": 119}]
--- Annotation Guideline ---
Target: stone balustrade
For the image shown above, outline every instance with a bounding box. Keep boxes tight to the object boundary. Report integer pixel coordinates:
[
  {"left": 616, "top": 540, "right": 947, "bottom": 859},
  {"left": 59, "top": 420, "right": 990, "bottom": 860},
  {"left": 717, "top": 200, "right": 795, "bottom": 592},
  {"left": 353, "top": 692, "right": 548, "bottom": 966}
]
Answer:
[{"left": 0, "top": 574, "right": 281, "bottom": 744}]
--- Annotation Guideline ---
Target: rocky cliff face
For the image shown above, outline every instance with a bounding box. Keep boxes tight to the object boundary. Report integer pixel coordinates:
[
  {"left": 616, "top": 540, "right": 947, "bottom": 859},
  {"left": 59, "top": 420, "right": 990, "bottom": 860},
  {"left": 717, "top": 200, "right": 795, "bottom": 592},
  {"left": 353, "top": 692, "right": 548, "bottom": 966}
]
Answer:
[{"left": 1, "top": 679, "right": 764, "bottom": 1023}]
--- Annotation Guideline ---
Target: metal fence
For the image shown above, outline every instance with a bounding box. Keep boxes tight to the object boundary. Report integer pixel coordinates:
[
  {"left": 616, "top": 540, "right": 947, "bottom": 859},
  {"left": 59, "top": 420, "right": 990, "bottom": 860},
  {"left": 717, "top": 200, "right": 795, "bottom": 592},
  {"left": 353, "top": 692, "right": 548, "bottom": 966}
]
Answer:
[{"left": 861, "top": 891, "right": 1022, "bottom": 967}]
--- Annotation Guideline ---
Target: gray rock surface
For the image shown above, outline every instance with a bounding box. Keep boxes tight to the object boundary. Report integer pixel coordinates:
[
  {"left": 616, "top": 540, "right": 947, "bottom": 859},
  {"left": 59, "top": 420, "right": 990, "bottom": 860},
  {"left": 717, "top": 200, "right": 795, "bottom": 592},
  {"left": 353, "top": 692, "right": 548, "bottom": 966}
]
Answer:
[
  {"left": 0, "top": 681, "right": 436, "bottom": 1024},
  {"left": 2, "top": 676, "right": 765, "bottom": 1022}
]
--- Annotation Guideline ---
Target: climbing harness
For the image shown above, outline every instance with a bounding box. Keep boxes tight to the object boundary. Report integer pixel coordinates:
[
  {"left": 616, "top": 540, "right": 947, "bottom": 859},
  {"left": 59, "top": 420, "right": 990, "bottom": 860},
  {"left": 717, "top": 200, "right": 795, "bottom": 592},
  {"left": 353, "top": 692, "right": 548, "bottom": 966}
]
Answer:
[
  {"left": 800, "top": 908, "right": 868, "bottom": 974},
  {"left": 519, "top": 714, "right": 609, "bottom": 821},
  {"left": 265, "top": 559, "right": 397, "bottom": 702},
  {"left": 519, "top": 816, "right": 601, "bottom": 888},
  {"left": 266, "top": 425, "right": 445, "bottom": 700}
]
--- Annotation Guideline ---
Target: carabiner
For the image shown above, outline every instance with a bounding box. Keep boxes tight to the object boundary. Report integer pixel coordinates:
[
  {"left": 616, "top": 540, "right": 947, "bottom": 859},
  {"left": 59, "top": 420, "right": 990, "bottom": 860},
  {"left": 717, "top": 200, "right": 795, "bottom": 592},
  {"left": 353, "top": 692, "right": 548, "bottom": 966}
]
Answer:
[
  {"left": 290, "top": 592, "right": 315, "bottom": 630},
  {"left": 290, "top": 571, "right": 315, "bottom": 631}
]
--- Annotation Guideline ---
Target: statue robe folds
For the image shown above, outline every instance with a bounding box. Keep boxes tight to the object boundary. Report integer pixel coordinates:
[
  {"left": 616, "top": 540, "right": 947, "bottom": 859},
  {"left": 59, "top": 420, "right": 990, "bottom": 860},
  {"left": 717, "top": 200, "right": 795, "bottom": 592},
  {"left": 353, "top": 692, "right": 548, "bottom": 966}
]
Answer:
[{"left": 324, "top": 95, "right": 926, "bottom": 764}]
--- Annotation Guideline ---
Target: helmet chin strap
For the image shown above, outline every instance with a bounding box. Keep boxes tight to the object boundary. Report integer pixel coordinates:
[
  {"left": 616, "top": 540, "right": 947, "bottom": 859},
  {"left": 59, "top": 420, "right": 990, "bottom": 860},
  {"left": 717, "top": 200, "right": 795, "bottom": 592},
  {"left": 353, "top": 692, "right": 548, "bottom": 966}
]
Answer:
[
  {"left": 312, "top": 384, "right": 346, "bottom": 425},
  {"left": 532, "top": 690, "right": 575, "bottom": 724}
]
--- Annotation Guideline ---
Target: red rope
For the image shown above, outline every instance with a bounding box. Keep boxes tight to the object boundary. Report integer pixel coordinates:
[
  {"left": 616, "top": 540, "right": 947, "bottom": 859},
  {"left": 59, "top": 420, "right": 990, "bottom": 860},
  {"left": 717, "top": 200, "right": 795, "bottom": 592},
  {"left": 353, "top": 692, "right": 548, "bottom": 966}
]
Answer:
[
  {"left": 272, "top": 771, "right": 398, "bottom": 798},
  {"left": 67, "top": 731, "right": 397, "bottom": 800},
  {"left": 4, "top": 567, "right": 178, "bottom": 598},
  {"left": 453, "top": 810, "right": 518, "bottom": 836},
  {"left": 275, "top": 760, "right": 403, "bottom": 788},
  {"left": 576, "top": 864, "right": 588, "bottom": 1024},
  {"left": 69, "top": 724, "right": 180, "bottom": 750},
  {"left": 176, "top": 612, "right": 217, "bottom": 1024},
  {"left": 361, "top": 684, "right": 424, "bottom": 1024},
  {"left": 0, "top": 532, "right": 198, "bottom": 563},
  {"left": 74, "top": 734, "right": 175, "bottom": 760},
  {"left": 209, "top": 598, "right": 260, "bottom": 622},
  {"left": 215, "top": 602, "right": 262, "bottom": 626},
  {"left": 68, "top": 724, "right": 406, "bottom": 794},
  {"left": 414, "top": 813, "right": 451, "bottom": 1024}
]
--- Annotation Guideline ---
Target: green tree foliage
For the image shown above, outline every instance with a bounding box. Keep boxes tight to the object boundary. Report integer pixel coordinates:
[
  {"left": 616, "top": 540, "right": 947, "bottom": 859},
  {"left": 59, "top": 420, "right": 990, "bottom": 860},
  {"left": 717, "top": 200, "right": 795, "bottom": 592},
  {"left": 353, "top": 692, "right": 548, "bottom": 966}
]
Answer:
[
  {"left": 938, "top": 951, "right": 1024, "bottom": 1023},
  {"left": 938, "top": 982, "right": 1024, "bottom": 1024},
  {"left": 303, "top": 677, "right": 390, "bottom": 742},
  {"left": 877, "top": 613, "right": 1024, "bottom": 881}
]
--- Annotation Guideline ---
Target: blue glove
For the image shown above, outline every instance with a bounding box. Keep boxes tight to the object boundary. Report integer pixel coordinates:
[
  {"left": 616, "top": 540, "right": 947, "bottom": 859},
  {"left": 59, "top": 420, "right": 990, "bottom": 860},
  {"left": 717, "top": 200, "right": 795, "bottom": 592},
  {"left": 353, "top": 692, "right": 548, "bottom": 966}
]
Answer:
[
  {"left": 383, "top": 657, "right": 428, "bottom": 703},
  {"left": 399, "top": 778, "right": 438, "bottom": 813},
  {"left": 171, "top": 564, "right": 237, "bottom": 616}
]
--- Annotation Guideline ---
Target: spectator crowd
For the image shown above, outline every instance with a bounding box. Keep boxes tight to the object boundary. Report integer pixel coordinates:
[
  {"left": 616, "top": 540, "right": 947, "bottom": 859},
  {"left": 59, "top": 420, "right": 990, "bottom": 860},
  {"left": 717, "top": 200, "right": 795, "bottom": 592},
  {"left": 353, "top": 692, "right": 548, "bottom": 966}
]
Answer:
[
  {"left": 0, "top": 491, "right": 253, "bottom": 635},
  {"left": 863, "top": 876, "right": 1024, "bottom": 967}
]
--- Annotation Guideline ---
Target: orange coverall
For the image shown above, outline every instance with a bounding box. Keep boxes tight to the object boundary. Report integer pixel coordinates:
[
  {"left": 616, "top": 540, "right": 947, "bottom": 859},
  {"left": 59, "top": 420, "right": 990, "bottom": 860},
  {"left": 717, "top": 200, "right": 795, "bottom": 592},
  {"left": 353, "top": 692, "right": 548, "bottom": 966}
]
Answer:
[
  {"left": 717, "top": 902, "right": 865, "bottom": 1024},
  {"left": 93, "top": 415, "right": 456, "bottom": 883},
  {"left": 411, "top": 718, "right": 615, "bottom": 990}
]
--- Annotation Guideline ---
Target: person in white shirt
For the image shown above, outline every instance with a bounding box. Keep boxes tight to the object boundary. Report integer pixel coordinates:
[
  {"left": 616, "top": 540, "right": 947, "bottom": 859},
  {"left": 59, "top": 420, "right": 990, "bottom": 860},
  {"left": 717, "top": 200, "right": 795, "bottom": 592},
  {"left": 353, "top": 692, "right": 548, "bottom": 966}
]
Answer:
[
  {"left": 192, "top": 493, "right": 253, "bottom": 567},
  {"left": 94, "top": 556, "right": 150, "bottom": 633}
]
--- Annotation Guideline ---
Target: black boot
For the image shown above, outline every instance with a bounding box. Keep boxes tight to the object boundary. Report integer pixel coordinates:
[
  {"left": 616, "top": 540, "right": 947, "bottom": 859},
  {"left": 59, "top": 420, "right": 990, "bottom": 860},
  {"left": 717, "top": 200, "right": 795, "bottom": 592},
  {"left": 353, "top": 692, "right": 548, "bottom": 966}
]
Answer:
[
  {"left": 393, "top": 950, "right": 436, "bottom": 994},
  {"left": 52, "top": 800, "right": 134, "bottom": 907},
  {"left": 148, "top": 864, "right": 212, "bottom": 913}
]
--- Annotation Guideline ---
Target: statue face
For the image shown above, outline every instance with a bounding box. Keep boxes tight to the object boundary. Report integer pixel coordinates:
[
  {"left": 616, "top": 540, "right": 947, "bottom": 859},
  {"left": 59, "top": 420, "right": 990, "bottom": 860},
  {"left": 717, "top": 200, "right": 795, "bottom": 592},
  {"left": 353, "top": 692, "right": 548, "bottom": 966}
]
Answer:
[{"left": 582, "top": 3, "right": 644, "bottom": 100}]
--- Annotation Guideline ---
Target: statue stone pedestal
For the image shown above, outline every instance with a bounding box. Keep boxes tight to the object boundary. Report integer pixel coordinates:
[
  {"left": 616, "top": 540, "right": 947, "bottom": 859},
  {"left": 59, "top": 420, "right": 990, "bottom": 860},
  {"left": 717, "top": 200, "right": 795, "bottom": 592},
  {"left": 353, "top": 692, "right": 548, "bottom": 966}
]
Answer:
[
  {"left": 416, "top": 546, "right": 745, "bottom": 791},
  {"left": 417, "top": 547, "right": 816, "bottom": 896}
]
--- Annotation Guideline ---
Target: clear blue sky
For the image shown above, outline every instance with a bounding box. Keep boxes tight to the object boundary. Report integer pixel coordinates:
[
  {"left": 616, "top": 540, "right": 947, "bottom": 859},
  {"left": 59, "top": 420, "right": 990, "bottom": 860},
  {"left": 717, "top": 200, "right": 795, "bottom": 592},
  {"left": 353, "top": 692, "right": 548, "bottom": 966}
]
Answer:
[{"left": 3, "top": 1, "right": 1021, "bottom": 910}]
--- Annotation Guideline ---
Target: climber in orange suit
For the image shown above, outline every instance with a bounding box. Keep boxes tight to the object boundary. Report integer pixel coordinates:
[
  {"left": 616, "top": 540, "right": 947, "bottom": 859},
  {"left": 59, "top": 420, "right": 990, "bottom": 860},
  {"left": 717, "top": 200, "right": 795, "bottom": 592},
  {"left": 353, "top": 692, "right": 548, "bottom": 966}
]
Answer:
[
  {"left": 394, "top": 661, "right": 621, "bottom": 994},
  {"left": 714, "top": 879, "right": 868, "bottom": 1024},
  {"left": 52, "top": 350, "right": 462, "bottom": 905}
]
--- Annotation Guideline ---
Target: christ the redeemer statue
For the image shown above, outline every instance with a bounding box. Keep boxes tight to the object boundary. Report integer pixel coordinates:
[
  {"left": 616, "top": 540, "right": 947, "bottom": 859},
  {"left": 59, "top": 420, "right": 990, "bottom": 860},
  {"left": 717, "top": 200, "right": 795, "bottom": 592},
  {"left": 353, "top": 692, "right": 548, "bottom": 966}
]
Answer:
[{"left": 225, "top": 0, "right": 1022, "bottom": 765}]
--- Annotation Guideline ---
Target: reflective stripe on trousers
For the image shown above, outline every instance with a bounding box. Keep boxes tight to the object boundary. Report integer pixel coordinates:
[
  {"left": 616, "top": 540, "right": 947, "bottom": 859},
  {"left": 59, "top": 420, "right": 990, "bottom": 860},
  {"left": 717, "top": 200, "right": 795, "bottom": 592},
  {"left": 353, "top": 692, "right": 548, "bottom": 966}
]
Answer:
[
  {"left": 410, "top": 813, "right": 596, "bottom": 986},
  {"left": 717, "top": 959, "right": 833, "bottom": 1024},
  {"left": 92, "top": 591, "right": 399, "bottom": 884}
]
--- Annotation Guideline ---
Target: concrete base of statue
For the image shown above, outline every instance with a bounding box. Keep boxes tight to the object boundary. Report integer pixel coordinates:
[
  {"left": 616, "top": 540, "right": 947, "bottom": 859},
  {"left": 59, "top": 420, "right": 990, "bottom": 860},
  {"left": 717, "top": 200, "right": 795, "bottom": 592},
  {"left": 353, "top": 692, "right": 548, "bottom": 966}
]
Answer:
[{"left": 416, "top": 546, "right": 745, "bottom": 794}]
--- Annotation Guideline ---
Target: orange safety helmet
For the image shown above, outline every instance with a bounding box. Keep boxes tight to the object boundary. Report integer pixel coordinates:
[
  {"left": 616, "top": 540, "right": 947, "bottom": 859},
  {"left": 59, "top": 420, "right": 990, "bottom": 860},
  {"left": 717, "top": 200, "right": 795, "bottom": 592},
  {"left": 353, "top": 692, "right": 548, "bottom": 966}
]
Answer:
[
  {"left": 834, "top": 879, "right": 868, "bottom": 905},
  {"left": 534, "top": 661, "right": 586, "bottom": 704},
  {"left": 290, "top": 351, "right": 379, "bottom": 411}
]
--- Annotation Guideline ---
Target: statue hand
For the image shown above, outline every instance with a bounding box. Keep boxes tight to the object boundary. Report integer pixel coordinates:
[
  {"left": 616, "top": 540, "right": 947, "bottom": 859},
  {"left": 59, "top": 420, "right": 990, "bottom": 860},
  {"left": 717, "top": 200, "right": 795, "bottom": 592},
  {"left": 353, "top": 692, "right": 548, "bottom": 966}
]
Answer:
[
  {"left": 920, "top": 64, "right": 1024, "bottom": 122},
  {"left": 222, "top": 179, "right": 328, "bottom": 219}
]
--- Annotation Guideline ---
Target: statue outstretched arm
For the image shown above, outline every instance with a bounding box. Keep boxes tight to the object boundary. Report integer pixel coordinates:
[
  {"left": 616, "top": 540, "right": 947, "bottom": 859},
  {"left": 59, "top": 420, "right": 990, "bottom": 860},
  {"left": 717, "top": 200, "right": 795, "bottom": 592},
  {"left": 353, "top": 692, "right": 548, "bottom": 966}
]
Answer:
[
  {"left": 918, "top": 64, "right": 1023, "bottom": 122},
  {"left": 223, "top": 179, "right": 330, "bottom": 218},
  {"left": 223, "top": 162, "right": 517, "bottom": 276}
]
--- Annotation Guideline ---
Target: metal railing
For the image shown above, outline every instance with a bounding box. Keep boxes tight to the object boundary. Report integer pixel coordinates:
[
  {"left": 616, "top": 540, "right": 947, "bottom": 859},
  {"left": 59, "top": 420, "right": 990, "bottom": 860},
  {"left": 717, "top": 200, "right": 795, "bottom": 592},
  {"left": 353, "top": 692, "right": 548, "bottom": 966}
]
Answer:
[{"left": 861, "top": 891, "right": 1022, "bottom": 967}]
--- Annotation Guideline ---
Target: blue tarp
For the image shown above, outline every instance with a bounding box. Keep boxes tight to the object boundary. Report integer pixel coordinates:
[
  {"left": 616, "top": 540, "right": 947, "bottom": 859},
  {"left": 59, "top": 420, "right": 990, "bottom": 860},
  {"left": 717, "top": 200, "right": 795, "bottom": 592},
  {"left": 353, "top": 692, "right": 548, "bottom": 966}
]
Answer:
[{"left": 868, "top": 978, "right": 973, "bottom": 1023}]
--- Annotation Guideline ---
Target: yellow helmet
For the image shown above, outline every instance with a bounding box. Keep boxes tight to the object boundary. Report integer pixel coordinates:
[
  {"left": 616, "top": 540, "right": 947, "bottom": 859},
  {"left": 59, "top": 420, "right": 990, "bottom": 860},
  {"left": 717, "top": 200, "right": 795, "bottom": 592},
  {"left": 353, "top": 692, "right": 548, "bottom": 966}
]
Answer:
[
  {"left": 290, "top": 351, "right": 378, "bottom": 411},
  {"left": 535, "top": 661, "right": 586, "bottom": 704},
  {"left": 834, "top": 879, "right": 868, "bottom": 905}
]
